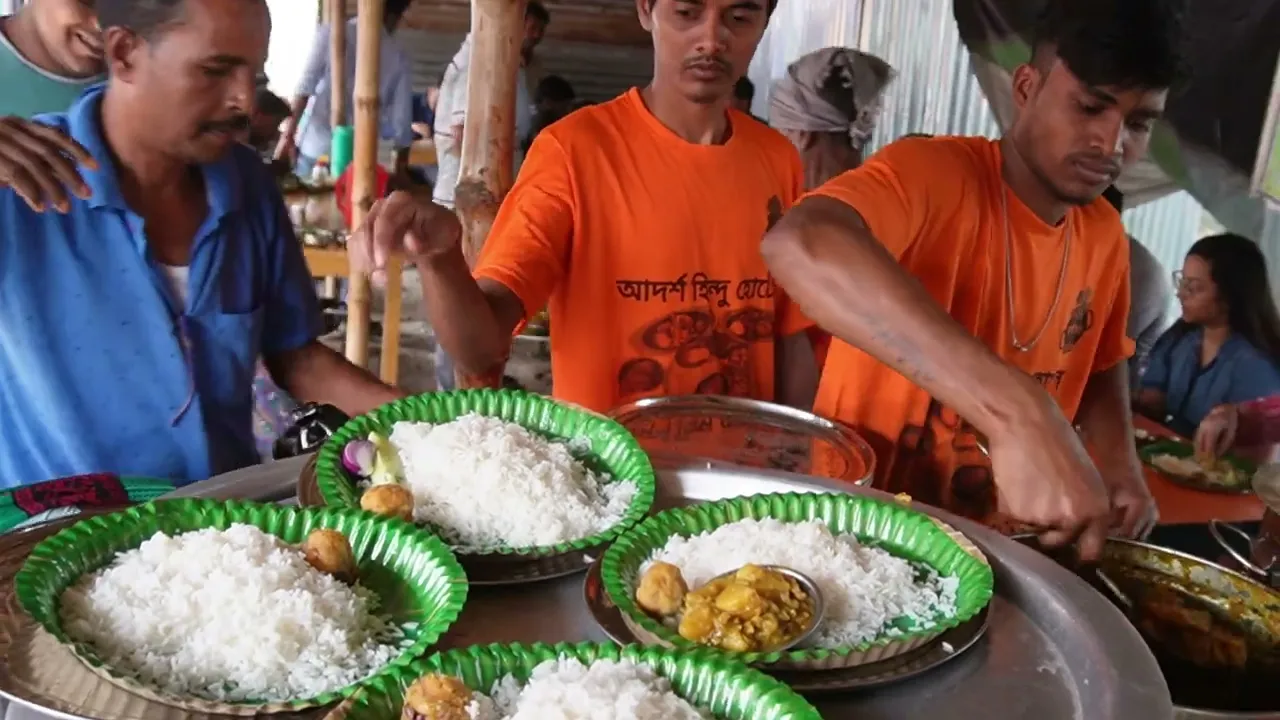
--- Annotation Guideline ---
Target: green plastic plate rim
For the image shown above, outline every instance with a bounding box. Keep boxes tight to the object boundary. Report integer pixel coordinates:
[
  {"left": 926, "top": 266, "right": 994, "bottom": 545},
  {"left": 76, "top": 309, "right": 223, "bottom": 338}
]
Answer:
[
  {"left": 600, "top": 491, "right": 996, "bottom": 664},
  {"left": 339, "top": 641, "right": 822, "bottom": 719},
  {"left": 12, "top": 498, "right": 469, "bottom": 709},
  {"left": 1138, "top": 438, "right": 1257, "bottom": 474},
  {"left": 313, "top": 388, "right": 657, "bottom": 557}
]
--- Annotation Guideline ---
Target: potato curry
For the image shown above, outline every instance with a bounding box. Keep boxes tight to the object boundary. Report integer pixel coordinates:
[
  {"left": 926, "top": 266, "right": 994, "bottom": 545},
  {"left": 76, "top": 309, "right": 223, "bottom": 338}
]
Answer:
[{"left": 636, "top": 562, "right": 814, "bottom": 653}]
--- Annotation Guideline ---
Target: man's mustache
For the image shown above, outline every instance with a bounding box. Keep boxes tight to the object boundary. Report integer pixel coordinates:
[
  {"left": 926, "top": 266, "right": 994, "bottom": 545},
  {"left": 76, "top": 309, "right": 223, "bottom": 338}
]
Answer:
[
  {"left": 199, "top": 115, "right": 251, "bottom": 134},
  {"left": 682, "top": 56, "right": 731, "bottom": 73}
]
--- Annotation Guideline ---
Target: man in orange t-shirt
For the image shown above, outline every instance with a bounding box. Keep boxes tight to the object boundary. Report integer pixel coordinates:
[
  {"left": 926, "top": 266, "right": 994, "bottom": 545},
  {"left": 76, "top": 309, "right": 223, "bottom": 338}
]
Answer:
[
  {"left": 348, "top": 0, "right": 816, "bottom": 414},
  {"left": 763, "top": 0, "right": 1187, "bottom": 556}
]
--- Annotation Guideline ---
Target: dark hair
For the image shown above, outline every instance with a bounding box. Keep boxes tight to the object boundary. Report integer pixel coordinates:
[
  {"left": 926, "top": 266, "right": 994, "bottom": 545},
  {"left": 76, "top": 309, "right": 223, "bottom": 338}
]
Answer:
[
  {"left": 1101, "top": 185, "right": 1124, "bottom": 213},
  {"left": 98, "top": 0, "right": 189, "bottom": 39},
  {"left": 384, "top": 0, "right": 412, "bottom": 25},
  {"left": 734, "top": 77, "right": 755, "bottom": 103},
  {"left": 1157, "top": 233, "right": 1280, "bottom": 364},
  {"left": 255, "top": 89, "right": 290, "bottom": 120},
  {"left": 1032, "top": 0, "right": 1189, "bottom": 91},
  {"left": 534, "top": 75, "right": 575, "bottom": 105},
  {"left": 527, "top": 1, "right": 550, "bottom": 25}
]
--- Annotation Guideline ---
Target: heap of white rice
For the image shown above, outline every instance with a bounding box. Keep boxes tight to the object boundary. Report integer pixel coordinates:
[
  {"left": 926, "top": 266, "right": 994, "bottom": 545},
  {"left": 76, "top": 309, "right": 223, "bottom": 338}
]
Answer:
[
  {"left": 59, "top": 524, "right": 401, "bottom": 702},
  {"left": 388, "top": 414, "right": 636, "bottom": 548},
  {"left": 466, "top": 658, "right": 706, "bottom": 719},
  {"left": 648, "top": 518, "right": 959, "bottom": 647}
]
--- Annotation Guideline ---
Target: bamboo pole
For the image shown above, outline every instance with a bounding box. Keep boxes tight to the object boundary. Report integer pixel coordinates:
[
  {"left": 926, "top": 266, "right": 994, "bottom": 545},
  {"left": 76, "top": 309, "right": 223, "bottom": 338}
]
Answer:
[
  {"left": 343, "top": 0, "right": 384, "bottom": 368},
  {"left": 324, "top": 0, "right": 347, "bottom": 301},
  {"left": 454, "top": 0, "right": 527, "bottom": 388},
  {"left": 328, "top": 0, "right": 347, "bottom": 129}
]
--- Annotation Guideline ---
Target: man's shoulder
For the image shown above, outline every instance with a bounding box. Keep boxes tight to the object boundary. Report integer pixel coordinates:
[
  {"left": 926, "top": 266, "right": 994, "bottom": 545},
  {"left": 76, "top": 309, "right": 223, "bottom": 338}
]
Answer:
[
  {"left": 1075, "top": 197, "right": 1130, "bottom": 258},
  {"left": 731, "top": 112, "right": 801, "bottom": 158},
  {"left": 869, "top": 135, "right": 993, "bottom": 172},
  {"left": 542, "top": 94, "right": 631, "bottom": 141}
]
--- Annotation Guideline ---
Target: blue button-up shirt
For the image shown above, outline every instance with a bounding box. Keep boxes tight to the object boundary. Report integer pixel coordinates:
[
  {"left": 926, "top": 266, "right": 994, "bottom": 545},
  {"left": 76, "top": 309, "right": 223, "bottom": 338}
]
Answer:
[
  {"left": 1142, "top": 327, "right": 1280, "bottom": 436},
  {"left": 0, "top": 85, "right": 323, "bottom": 489}
]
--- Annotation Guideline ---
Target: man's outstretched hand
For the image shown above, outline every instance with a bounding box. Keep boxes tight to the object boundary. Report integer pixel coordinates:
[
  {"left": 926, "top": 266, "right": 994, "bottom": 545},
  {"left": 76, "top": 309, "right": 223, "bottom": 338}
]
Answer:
[
  {"left": 347, "top": 190, "right": 463, "bottom": 283},
  {"left": 990, "top": 408, "right": 1113, "bottom": 562}
]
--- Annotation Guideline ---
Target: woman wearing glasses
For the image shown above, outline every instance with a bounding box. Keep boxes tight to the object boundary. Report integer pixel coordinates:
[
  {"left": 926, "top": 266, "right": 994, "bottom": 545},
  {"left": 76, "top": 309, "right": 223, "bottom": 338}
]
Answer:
[{"left": 1134, "top": 233, "right": 1280, "bottom": 436}]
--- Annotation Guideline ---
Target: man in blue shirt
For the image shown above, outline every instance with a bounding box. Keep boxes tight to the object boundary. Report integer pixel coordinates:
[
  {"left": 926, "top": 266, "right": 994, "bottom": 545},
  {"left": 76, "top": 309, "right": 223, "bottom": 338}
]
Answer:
[{"left": 0, "top": 0, "right": 403, "bottom": 490}]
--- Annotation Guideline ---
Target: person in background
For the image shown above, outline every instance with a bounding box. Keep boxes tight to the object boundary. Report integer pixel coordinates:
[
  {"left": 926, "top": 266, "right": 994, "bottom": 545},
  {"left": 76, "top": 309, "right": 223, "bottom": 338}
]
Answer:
[
  {"left": 0, "top": 0, "right": 405, "bottom": 489},
  {"left": 763, "top": 0, "right": 1186, "bottom": 556},
  {"left": 1194, "top": 395, "right": 1280, "bottom": 458},
  {"left": 247, "top": 87, "right": 291, "bottom": 156},
  {"left": 523, "top": 74, "right": 575, "bottom": 153},
  {"left": 274, "top": 0, "right": 414, "bottom": 178},
  {"left": 732, "top": 76, "right": 754, "bottom": 114},
  {"left": 770, "top": 48, "right": 893, "bottom": 191},
  {"left": 432, "top": 1, "right": 548, "bottom": 210},
  {"left": 1100, "top": 185, "right": 1173, "bottom": 387},
  {"left": 411, "top": 85, "right": 438, "bottom": 140},
  {"left": 350, "top": 0, "right": 818, "bottom": 412},
  {"left": 1134, "top": 233, "right": 1280, "bottom": 436},
  {"left": 430, "top": 1, "right": 548, "bottom": 391},
  {"left": 768, "top": 47, "right": 894, "bottom": 371},
  {"left": 0, "top": 0, "right": 102, "bottom": 118}
]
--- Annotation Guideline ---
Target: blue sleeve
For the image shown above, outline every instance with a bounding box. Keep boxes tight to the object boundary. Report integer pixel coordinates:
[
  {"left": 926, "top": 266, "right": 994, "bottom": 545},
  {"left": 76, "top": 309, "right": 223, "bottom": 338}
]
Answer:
[
  {"left": 1140, "top": 333, "right": 1173, "bottom": 390},
  {"left": 387, "top": 60, "right": 415, "bottom": 149},
  {"left": 294, "top": 24, "right": 330, "bottom": 97},
  {"left": 1227, "top": 353, "right": 1280, "bottom": 404},
  {"left": 257, "top": 165, "right": 324, "bottom": 356}
]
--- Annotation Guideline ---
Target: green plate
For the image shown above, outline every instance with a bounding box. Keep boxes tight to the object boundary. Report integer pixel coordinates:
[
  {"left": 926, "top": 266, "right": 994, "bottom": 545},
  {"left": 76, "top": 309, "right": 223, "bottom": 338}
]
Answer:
[
  {"left": 1139, "top": 439, "right": 1256, "bottom": 493},
  {"left": 14, "top": 499, "right": 468, "bottom": 712},
  {"left": 334, "top": 642, "right": 821, "bottom": 719},
  {"left": 315, "top": 389, "right": 657, "bottom": 558},
  {"left": 601, "top": 492, "right": 995, "bottom": 666}
]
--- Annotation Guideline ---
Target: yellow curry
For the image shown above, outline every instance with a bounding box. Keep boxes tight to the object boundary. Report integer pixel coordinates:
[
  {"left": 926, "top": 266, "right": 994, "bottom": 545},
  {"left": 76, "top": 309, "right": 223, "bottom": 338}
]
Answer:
[{"left": 637, "top": 562, "right": 813, "bottom": 653}]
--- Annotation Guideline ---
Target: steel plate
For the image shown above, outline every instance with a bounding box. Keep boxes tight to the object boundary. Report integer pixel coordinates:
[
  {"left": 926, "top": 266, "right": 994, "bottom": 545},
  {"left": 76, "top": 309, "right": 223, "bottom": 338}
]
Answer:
[{"left": 582, "top": 556, "right": 990, "bottom": 693}]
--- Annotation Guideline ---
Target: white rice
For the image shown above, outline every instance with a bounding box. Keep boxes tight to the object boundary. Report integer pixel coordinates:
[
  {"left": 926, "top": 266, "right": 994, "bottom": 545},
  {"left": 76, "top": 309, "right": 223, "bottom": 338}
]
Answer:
[
  {"left": 647, "top": 518, "right": 959, "bottom": 647},
  {"left": 465, "top": 658, "right": 706, "bottom": 719},
  {"left": 388, "top": 414, "right": 636, "bottom": 549},
  {"left": 59, "top": 524, "right": 402, "bottom": 702}
]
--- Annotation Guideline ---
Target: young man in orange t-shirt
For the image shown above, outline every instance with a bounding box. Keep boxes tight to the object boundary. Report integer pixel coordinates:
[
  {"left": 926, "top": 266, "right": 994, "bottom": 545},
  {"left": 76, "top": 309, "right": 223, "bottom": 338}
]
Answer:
[
  {"left": 763, "top": 0, "right": 1187, "bottom": 558},
  {"left": 350, "top": 0, "right": 816, "bottom": 413}
]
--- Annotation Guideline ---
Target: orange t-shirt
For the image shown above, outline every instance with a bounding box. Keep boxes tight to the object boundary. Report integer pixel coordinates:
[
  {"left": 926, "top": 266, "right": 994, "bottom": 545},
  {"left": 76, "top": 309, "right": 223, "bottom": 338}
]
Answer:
[
  {"left": 810, "top": 136, "right": 1134, "bottom": 525},
  {"left": 473, "top": 89, "right": 812, "bottom": 413}
]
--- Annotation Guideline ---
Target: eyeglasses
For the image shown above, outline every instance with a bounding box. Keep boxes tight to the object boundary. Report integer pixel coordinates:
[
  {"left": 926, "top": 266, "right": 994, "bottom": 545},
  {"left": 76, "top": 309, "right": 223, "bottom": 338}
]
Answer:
[{"left": 1171, "top": 270, "right": 1205, "bottom": 294}]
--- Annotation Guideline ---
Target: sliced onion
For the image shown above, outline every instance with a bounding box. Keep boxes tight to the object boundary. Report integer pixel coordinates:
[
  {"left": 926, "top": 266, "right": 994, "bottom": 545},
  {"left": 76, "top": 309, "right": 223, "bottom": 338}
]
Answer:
[{"left": 342, "top": 440, "right": 376, "bottom": 477}]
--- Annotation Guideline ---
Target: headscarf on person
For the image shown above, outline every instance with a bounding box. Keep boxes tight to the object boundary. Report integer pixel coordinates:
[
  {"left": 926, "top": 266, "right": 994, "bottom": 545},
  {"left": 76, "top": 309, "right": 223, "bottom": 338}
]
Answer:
[
  {"left": 770, "top": 48, "right": 895, "bottom": 188},
  {"left": 770, "top": 48, "right": 894, "bottom": 368}
]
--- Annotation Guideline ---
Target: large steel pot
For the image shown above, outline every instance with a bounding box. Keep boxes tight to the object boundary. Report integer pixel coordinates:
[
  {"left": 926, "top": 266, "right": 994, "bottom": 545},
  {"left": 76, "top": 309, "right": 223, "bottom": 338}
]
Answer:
[{"left": 1018, "top": 536, "right": 1280, "bottom": 719}]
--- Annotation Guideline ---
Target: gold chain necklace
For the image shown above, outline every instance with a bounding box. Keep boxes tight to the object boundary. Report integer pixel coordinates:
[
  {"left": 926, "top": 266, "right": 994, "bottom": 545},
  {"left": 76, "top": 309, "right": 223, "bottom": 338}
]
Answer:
[{"left": 1001, "top": 188, "right": 1073, "bottom": 353}]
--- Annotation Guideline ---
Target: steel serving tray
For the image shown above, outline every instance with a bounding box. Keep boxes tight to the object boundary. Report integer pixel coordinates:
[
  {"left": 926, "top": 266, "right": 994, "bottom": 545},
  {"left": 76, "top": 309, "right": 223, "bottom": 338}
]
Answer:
[{"left": 0, "top": 458, "right": 1172, "bottom": 720}]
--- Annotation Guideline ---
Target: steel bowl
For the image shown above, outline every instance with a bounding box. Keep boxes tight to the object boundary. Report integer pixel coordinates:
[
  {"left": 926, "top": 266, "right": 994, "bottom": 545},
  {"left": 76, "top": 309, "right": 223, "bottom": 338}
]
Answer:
[{"left": 701, "top": 564, "right": 826, "bottom": 653}]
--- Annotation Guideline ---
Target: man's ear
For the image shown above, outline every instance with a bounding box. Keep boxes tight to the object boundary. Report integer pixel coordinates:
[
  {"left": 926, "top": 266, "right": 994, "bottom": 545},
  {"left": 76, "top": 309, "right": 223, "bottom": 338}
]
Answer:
[
  {"left": 636, "top": 0, "right": 655, "bottom": 32},
  {"left": 1011, "top": 62, "right": 1041, "bottom": 113},
  {"left": 102, "top": 27, "right": 143, "bottom": 83}
]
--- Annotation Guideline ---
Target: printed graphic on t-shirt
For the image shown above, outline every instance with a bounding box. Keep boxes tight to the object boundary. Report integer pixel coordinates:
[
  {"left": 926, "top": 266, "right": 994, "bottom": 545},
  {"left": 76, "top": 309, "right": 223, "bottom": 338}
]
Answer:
[
  {"left": 1060, "top": 288, "right": 1095, "bottom": 353},
  {"left": 614, "top": 274, "right": 779, "bottom": 400}
]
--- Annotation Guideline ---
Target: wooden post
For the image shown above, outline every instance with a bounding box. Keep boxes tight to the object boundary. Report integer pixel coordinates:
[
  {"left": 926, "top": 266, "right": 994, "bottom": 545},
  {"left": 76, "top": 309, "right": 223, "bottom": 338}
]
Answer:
[
  {"left": 328, "top": 0, "right": 347, "bottom": 129},
  {"left": 344, "top": 0, "right": 384, "bottom": 368},
  {"left": 454, "top": 0, "right": 527, "bottom": 388},
  {"left": 324, "top": 0, "right": 347, "bottom": 302}
]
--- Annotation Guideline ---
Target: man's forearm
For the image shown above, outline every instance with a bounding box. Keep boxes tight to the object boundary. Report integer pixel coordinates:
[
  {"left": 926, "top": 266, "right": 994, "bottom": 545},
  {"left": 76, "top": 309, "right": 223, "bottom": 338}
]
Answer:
[
  {"left": 1076, "top": 364, "right": 1144, "bottom": 486},
  {"left": 761, "top": 196, "right": 1055, "bottom": 437},
  {"left": 418, "top": 246, "right": 522, "bottom": 377},
  {"left": 267, "top": 341, "right": 405, "bottom": 417}
]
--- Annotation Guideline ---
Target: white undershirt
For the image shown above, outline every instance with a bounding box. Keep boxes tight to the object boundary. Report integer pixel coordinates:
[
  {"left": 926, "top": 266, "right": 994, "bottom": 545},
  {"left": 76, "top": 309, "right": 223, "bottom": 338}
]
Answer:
[{"left": 159, "top": 263, "right": 190, "bottom": 307}]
